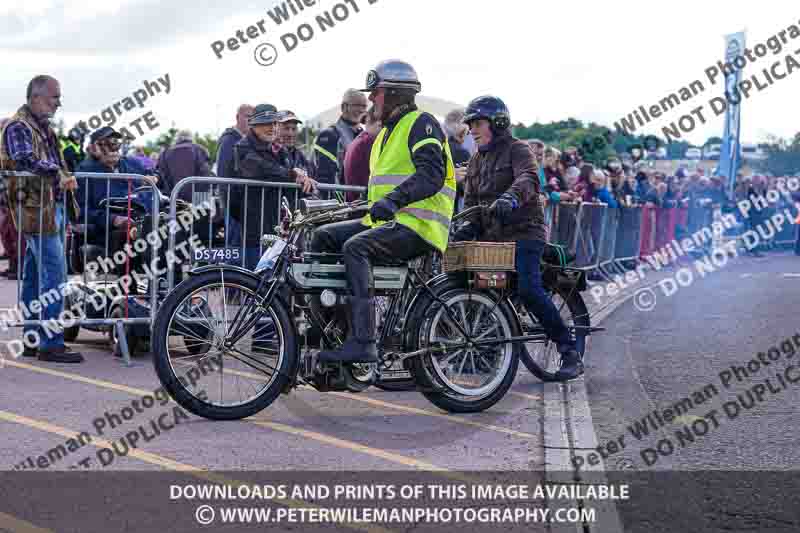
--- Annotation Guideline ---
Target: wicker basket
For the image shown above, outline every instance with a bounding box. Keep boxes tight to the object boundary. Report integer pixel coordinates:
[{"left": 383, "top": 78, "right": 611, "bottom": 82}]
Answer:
[{"left": 443, "top": 242, "right": 516, "bottom": 272}]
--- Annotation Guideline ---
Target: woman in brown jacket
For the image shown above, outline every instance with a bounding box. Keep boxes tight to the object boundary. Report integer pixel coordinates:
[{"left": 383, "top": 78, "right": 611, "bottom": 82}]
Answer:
[{"left": 455, "top": 95, "right": 583, "bottom": 381}]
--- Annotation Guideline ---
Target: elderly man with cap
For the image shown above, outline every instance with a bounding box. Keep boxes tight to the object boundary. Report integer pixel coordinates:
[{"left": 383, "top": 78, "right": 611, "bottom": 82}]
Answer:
[
  {"left": 76, "top": 126, "right": 158, "bottom": 270},
  {"left": 229, "top": 107, "right": 315, "bottom": 269},
  {"left": 278, "top": 110, "right": 315, "bottom": 177}
]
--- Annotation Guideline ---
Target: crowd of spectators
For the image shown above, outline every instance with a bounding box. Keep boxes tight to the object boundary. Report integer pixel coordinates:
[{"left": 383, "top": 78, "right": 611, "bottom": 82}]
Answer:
[{"left": 524, "top": 138, "right": 800, "bottom": 259}]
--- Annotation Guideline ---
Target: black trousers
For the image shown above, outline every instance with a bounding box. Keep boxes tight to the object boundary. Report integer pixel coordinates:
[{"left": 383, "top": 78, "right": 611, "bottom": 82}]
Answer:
[{"left": 310, "top": 220, "right": 433, "bottom": 297}]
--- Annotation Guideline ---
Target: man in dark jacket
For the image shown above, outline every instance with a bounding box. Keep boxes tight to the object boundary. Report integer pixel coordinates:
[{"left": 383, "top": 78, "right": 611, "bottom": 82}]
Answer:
[
  {"left": 215, "top": 104, "right": 253, "bottom": 177},
  {"left": 157, "top": 130, "right": 214, "bottom": 201},
  {"left": 230, "top": 110, "right": 315, "bottom": 269},
  {"left": 313, "top": 89, "right": 366, "bottom": 184},
  {"left": 456, "top": 95, "right": 582, "bottom": 381}
]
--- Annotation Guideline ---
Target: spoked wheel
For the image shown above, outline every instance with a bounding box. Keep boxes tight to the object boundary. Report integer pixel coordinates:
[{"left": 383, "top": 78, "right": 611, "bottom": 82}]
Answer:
[
  {"left": 410, "top": 289, "right": 520, "bottom": 413},
  {"left": 517, "top": 286, "right": 589, "bottom": 382},
  {"left": 181, "top": 297, "right": 213, "bottom": 356},
  {"left": 151, "top": 270, "right": 297, "bottom": 420}
]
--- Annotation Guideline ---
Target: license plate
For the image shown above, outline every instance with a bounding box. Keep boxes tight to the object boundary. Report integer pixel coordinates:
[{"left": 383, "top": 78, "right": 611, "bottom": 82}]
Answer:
[{"left": 193, "top": 247, "right": 241, "bottom": 263}]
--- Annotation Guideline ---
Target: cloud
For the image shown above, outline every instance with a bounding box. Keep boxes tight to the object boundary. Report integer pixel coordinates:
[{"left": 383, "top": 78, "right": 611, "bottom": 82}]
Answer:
[{"left": 0, "top": 0, "right": 271, "bottom": 53}]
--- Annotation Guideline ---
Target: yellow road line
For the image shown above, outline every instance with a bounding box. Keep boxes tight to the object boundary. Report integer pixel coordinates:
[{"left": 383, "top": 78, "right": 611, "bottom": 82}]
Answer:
[
  {"left": 0, "top": 409, "right": 389, "bottom": 533},
  {"left": 250, "top": 420, "right": 448, "bottom": 471},
  {"left": 2, "top": 360, "right": 450, "bottom": 472},
  {"left": 0, "top": 410, "right": 198, "bottom": 471},
  {"left": 510, "top": 391, "right": 543, "bottom": 401},
  {"left": 329, "top": 393, "right": 538, "bottom": 440},
  {"left": 3, "top": 360, "right": 147, "bottom": 397},
  {"left": 0, "top": 511, "right": 54, "bottom": 533}
]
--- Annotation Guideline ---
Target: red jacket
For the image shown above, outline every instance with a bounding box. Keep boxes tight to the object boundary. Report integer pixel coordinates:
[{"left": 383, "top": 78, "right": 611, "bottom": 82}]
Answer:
[{"left": 343, "top": 131, "right": 375, "bottom": 202}]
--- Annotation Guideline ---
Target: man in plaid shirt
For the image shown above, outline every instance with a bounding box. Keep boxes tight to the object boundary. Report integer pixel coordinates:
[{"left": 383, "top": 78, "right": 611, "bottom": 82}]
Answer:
[{"left": 0, "top": 75, "right": 83, "bottom": 363}]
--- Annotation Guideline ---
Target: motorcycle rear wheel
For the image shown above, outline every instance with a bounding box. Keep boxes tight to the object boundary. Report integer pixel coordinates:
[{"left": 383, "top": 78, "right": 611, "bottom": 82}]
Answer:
[{"left": 408, "top": 288, "right": 520, "bottom": 413}]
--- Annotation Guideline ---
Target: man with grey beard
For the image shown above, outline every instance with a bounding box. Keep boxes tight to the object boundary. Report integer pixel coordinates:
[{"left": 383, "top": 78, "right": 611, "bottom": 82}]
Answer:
[{"left": 0, "top": 75, "right": 82, "bottom": 363}]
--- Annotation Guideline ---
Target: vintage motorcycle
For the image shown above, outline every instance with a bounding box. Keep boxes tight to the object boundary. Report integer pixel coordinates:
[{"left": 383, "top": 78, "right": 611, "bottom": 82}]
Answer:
[{"left": 151, "top": 198, "right": 546, "bottom": 420}]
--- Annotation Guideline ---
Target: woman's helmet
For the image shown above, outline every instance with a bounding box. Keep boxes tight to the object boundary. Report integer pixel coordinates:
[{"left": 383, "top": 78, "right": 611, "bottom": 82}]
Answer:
[{"left": 463, "top": 95, "right": 511, "bottom": 133}]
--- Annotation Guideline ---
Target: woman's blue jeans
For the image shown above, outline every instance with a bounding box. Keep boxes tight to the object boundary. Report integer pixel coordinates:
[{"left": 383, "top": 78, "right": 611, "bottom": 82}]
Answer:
[{"left": 515, "top": 239, "right": 574, "bottom": 353}]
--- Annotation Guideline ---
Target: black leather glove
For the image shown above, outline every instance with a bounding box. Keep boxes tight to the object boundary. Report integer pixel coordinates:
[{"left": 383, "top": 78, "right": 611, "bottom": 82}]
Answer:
[
  {"left": 452, "top": 221, "right": 479, "bottom": 242},
  {"left": 369, "top": 198, "right": 399, "bottom": 222},
  {"left": 490, "top": 193, "right": 519, "bottom": 223}
]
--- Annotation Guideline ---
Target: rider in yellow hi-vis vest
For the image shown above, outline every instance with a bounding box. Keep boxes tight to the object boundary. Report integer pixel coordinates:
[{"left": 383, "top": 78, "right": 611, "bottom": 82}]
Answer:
[
  {"left": 363, "top": 110, "right": 456, "bottom": 252},
  {"left": 311, "top": 59, "right": 456, "bottom": 364}
]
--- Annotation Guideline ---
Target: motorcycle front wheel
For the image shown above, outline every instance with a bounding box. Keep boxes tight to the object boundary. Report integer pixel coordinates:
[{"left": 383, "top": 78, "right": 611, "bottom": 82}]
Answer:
[{"left": 152, "top": 270, "right": 297, "bottom": 420}]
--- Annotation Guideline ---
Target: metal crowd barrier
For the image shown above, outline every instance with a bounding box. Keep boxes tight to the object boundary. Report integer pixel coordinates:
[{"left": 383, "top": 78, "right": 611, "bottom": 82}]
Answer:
[
  {"left": 0, "top": 171, "right": 160, "bottom": 365},
  {"left": 597, "top": 207, "right": 620, "bottom": 275},
  {"left": 158, "top": 177, "right": 794, "bottom": 306},
  {"left": 166, "top": 177, "right": 367, "bottom": 292},
  {"left": 772, "top": 202, "right": 799, "bottom": 247},
  {"left": 573, "top": 203, "right": 608, "bottom": 271},
  {"left": 613, "top": 206, "right": 643, "bottom": 269},
  {"left": 549, "top": 202, "right": 581, "bottom": 255}
]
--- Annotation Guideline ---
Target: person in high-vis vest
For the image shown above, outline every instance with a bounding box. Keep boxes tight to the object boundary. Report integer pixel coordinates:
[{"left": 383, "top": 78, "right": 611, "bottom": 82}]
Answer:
[
  {"left": 312, "top": 59, "right": 456, "bottom": 364},
  {"left": 60, "top": 127, "right": 84, "bottom": 172}
]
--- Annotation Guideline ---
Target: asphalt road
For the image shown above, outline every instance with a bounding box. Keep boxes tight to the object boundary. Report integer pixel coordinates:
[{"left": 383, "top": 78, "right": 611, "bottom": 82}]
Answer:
[
  {"left": 585, "top": 251, "right": 800, "bottom": 532},
  {"left": 0, "top": 268, "right": 556, "bottom": 532}
]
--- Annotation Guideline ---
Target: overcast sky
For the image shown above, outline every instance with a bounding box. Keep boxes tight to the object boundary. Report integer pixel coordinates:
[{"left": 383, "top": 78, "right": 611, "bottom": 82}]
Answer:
[{"left": 1, "top": 0, "right": 798, "bottom": 146}]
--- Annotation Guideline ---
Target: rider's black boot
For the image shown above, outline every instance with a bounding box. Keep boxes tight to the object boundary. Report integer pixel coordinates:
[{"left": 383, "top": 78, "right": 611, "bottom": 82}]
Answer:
[
  {"left": 555, "top": 348, "right": 584, "bottom": 381},
  {"left": 318, "top": 297, "right": 378, "bottom": 363}
]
